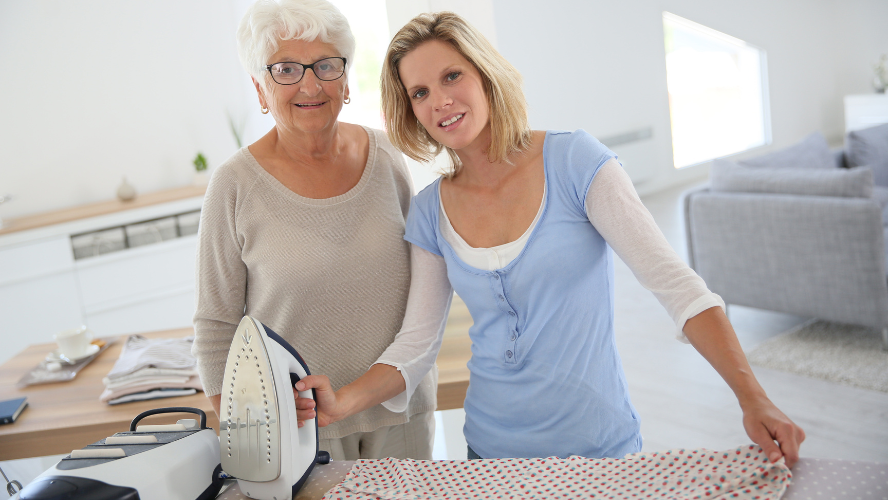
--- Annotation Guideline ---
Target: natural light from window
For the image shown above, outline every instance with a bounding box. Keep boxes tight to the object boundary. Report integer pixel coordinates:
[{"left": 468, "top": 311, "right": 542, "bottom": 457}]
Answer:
[
  {"left": 329, "top": 0, "right": 440, "bottom": 192},
  {"left": 663, "top": 12, "right": 771, "bottom": 168},
  {"left": 329, "top": 0, "right": 389, "bottom": 130}
]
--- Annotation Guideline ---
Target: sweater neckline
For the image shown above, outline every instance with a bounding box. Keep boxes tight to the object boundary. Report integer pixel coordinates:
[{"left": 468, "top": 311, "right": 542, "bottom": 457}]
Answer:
[{"left": 240, "top": 125, "right": 378, "bottom": 206}]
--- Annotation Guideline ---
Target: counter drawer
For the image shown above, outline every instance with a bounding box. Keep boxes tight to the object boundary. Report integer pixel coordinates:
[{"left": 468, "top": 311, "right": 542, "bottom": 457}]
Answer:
[
  {"left": 76, "top": 236, "right": 197, "bottom": 310},
  {"left": 0, "top": 236, "right": 74, "bottom": 286}
]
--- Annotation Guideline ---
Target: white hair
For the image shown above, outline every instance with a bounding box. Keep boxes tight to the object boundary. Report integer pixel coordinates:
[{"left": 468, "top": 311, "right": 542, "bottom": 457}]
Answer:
[{"left": 236, "top": 0, "right": 356, "bottom": 85}]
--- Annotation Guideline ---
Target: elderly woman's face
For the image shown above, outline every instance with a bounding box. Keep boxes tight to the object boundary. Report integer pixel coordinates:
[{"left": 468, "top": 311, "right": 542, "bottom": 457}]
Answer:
[
  {"left": 398, "top": 40, "right": 489, "bottom": 154},
  {"left": 255, "top": 38, "right": 348, "bottom": 137}
]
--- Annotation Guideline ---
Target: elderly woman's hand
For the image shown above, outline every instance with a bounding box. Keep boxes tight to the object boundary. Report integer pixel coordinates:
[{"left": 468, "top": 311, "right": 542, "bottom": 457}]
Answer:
[{"left": 293, "top": 375, "right": 344, "bottom": 428}]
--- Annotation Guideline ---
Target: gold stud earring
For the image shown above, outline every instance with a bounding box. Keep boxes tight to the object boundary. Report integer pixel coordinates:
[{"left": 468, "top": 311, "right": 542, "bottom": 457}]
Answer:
[
  {"left": 343, "top": 96, "right": 351, "bottom": 104},
  {"left": 261, "top": 105, "right": 269, "bottom": 114}
]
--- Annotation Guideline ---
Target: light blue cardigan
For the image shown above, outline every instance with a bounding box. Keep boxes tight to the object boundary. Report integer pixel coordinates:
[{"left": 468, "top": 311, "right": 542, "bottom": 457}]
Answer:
[{"left": 405, "top": 130, "right": 642, "bottom": 459}]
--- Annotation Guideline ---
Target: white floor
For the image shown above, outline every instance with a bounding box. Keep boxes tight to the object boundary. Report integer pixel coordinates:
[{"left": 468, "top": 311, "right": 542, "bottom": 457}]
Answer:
[{"left": 3, "top": 179, "right": 887, "bottom": 497}]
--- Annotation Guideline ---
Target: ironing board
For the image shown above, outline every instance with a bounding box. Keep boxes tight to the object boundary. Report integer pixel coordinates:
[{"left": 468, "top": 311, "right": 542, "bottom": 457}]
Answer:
[{"left": 215, "top": 457, "right": 888, "bottom": 500}]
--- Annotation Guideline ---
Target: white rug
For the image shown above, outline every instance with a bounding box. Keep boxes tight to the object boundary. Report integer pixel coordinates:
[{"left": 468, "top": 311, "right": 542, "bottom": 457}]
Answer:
[{"left": 745, "top": 320, "right": 888, "bottom": 393}]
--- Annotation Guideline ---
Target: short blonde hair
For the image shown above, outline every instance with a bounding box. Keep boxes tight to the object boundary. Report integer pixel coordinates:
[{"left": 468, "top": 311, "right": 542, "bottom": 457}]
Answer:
[{"left": 381, "top": 12, "right": 531, "bottom": 176}]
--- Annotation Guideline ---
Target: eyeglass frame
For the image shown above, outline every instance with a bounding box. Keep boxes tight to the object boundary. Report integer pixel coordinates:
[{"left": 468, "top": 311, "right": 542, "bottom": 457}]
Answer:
[{"left": 265, "top": 57, "right": 348, "bottom": 85}]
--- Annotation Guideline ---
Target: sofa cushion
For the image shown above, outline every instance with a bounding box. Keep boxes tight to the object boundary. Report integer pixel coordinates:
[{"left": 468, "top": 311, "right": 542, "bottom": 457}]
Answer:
[
  {"left": 846, "top": 123, "right": 888, "bottom": 187},
  {"left": 711, "top": 160, "right": 874, "bottom": 198},
  {"left": 738, "top": 132, "right": 835, "bottom": 170}
]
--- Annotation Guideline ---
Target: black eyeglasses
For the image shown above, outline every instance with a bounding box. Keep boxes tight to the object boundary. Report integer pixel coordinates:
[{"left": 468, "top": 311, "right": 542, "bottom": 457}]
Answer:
[{"left": 265, "top": 57, "right": 347, "bottom": 85}]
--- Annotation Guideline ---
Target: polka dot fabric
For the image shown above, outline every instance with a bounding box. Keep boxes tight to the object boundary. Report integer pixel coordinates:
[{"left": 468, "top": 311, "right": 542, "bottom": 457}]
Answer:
[{"left": 323, "top": 444, "right": 791, "bottom": 499}]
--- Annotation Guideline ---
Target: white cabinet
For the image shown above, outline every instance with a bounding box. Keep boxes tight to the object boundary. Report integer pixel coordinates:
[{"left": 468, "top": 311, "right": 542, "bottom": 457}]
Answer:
[
  {"left": 0, "top": 198, "right": 203, "bottom": 364},
  {"left": 76, "top": 236, "right": 198, "bottom": 336},
  {"left": 845, "top": 94, "right": 888, "bottom": 132},
  {"left": 0, "top": 236, "right": 84, "bottom": 363}
]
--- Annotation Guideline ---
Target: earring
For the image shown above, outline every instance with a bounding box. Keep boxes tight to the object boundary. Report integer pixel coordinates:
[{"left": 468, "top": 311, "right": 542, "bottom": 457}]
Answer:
[
  {"left": 261, "top": 105, "right": 269, "bottom": 114},
  {"left": 343, "top": 96, "right": 351, "bottom": 104}
]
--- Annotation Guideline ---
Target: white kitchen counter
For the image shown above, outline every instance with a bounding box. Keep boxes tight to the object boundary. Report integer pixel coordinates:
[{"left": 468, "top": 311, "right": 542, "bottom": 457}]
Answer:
[{"left": 0, "top": 186, "right": 207, "bottom": 364}]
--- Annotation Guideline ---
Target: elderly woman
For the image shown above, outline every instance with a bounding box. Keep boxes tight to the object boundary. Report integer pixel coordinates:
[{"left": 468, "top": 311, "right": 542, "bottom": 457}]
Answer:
[
  {"left": 191, "top": 0, "right": 439, "bottom": 461},
  {"left": 296, "top": 11, "right": 806, "bottom": 464}
]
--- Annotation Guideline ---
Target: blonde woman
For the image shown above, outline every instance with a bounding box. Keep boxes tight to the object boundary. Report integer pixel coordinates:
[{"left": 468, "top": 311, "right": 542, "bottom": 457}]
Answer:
[{"left": 296, "top": 12, "right": 805, "bottom": 464}]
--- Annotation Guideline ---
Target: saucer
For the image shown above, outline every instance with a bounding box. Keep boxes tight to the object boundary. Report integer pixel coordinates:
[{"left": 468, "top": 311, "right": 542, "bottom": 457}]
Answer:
[{"left": 46, "top": 344, "right": 100, "bottom": 364}]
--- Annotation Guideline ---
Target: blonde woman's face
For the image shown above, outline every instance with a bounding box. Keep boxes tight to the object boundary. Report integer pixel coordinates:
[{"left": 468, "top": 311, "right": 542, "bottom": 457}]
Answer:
[
  {"left": 399, "top": 40, "right": 489, "bottom": 154},
  {"left": 254, "top": 38, "right": 349, "bottom": 137}
]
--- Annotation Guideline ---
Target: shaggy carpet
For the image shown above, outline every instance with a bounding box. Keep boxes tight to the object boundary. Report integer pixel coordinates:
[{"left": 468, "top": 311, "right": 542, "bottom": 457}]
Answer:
[{"left": 745, "top": 320, "right": 888, "bottom": 393}]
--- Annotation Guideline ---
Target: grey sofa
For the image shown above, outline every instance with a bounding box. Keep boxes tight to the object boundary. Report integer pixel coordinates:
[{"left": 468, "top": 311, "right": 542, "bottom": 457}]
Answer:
[{"left": 684, "top": 130, "right": 888, "bottom": 348}]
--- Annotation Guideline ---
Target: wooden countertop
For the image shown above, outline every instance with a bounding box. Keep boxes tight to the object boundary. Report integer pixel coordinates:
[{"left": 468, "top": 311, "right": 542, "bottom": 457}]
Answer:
[
  {"left": 0, "top": 319, "right": 472, "bottom": 461},
  {"left": 0, "top": 185, "right": 207, "bottom": 237}
]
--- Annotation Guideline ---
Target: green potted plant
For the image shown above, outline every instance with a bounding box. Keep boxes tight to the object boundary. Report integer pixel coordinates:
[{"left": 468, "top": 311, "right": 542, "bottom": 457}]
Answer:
[{"left": 193, "top": 152, "right": 209, "bottom": 186}]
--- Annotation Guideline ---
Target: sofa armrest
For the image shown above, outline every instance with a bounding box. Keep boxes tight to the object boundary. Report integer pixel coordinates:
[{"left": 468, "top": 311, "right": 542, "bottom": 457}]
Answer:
[
  {"left": 684, "top": 190, "right": 888, "bottom": 328},
  {"left": 683, "top": 185, "right": 711, "bottom": 271}
]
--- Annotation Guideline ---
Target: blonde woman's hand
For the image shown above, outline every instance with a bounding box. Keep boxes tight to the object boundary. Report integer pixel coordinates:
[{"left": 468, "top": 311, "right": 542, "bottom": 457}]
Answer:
[
  {"left": 741, "top": 396, "right": 806, "bottom": 468},
  {"left": 293, "top": 375, "right": 345, "bottom": 428}
]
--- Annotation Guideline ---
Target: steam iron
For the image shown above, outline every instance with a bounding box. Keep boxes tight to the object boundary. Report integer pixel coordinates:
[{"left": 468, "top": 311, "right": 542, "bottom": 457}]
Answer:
[{"left": 221, "top": 316, "right": 330, "bottom": 500}]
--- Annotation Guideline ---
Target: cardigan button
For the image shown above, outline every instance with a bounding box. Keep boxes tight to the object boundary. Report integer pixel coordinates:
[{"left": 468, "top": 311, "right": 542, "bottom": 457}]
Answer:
[
  {"left": 506, "top": 350, "right": 513, "bottom": 358},
  {"left": 508, "top": 311, "right": 516, "bottom": 316},
  {"left": 492, "top": 274, "right": 500, "bottom": 280}
]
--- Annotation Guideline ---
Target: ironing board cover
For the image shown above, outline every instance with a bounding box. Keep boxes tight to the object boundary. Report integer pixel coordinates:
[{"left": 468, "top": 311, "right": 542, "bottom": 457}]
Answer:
[{"left": 322, "top": 445, "right": 791, "bottom": 499}]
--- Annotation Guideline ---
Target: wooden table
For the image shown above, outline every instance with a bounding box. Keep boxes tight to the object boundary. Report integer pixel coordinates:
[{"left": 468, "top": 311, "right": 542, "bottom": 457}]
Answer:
[{"left": 0, "top": 325, "right": 472, "bottom": 461}]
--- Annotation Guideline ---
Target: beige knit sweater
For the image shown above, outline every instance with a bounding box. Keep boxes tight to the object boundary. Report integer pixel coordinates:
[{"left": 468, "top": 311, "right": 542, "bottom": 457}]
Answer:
[{"left": 192, "top": 127, "right": 437, "bottom": 439}]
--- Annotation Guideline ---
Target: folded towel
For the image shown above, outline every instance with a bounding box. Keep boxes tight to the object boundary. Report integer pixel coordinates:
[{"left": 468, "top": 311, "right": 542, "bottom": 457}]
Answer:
[
  {"left": 100, "top": 375, "right": 204, "bottom": 403},
  {"left": 106, "top": 335, "right": 196, "bottom": 380},
  {"left": 107, "top": 388, "right": 198, "bottom": 405},
  {"left": 101, "top": 335, "right": 203, "bottom": 405},
  {"left": 104, "top": 374, "right": 194, "bottom": 391},
  {"left": 102, "top": 367, "right": 199, "bottom": 388}
]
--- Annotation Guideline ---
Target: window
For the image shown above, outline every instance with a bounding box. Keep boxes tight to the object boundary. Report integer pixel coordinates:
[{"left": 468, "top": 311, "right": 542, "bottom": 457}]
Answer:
[
  {"left": 330, "top": 0, "right": 390, "bottom": 130},
  {"left": 663, "top": 12, "right": 770, "bottom": 168}
]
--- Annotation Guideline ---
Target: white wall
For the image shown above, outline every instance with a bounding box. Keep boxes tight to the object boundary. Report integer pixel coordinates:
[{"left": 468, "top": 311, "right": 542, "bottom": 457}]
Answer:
[
  {"left": 0, "top": 0, "right": 270, "bottom": 220},
  {"left": 1, "top": 0, "right": 886, "bottom": 220},
  {"left": 492, "top": 0, "right": 888, "bottom": 195},
  {"left": 385, "top": 0, "right": 499, "bottom": 190},
  {"left": 387, "top": 0, "right": 498, "bottom": 47}
]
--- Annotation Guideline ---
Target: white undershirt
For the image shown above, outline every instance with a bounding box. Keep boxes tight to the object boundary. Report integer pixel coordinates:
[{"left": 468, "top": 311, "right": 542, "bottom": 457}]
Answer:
[
  {"left": 439, "top": 183, "right": 547, "bottom": 270},
  {"left": 375, "top": 158, "right": 724, "bottom": 412}
]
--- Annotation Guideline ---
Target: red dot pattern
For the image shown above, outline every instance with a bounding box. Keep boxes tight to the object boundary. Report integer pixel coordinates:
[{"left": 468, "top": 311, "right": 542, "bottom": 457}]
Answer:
[{"left": 323, "top": 445, "right": 791, "bottom": 499}]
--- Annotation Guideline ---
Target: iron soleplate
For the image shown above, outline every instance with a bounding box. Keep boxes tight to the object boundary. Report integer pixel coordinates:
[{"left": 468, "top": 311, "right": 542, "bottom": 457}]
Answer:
[{"left": 220, "top": 319, "right": 282, "bottom": 482}]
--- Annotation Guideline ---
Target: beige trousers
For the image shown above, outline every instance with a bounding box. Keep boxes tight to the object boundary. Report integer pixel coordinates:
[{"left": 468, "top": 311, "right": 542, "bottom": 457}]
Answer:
[{"left": 319, "top": 411, "right": 435, "bottom": 461}]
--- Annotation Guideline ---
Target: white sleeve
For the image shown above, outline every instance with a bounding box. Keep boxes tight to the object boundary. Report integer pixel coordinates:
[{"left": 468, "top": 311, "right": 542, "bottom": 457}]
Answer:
[
  {"left": 586, "top": 158, "right": 724, "bottom": 342},
  {"left": 374, "top": 243, "right": 453, "bottom": 412}
]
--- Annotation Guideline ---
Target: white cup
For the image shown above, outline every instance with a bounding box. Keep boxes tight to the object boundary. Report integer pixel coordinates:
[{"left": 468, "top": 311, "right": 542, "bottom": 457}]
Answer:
[{"left": 55, "top": 326, "right": 94, "bottom": 360}]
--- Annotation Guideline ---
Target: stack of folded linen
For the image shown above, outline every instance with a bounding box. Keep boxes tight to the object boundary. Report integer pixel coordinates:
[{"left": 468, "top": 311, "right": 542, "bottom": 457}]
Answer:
[{"left": 101, "top": 334, "right": 203, "bottom": 405}]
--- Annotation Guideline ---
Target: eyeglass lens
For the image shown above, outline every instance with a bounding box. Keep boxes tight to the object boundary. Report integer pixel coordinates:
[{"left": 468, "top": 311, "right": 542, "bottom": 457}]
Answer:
[{"left": 269, "top": 57, "right": 345, "bottom": 84}]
